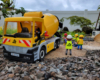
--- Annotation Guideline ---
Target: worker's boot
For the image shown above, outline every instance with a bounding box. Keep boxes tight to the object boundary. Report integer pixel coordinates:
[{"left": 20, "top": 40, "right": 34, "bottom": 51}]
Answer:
[
  {"left": 65, "top": 53, "right": 67, "bottom": 55},
  {"left": 66, "top": 50, "right": 68, "bottom": 55},
  {"left": 70, "top": 50, "right": 72, "bottom": 55}
]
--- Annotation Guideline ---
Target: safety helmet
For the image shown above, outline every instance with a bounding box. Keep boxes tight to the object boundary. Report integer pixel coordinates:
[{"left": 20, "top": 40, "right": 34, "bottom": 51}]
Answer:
[
  {"left": 67, "top": 35, "right": 72, "bottom": 39},
  {"left": 75, "top": 34, "right": 78, "bottom": 37},
  {"left": 64, "top": 33, "right": 67, "bottom": 36},
  {"left": 79, "top": 35, "right": 84, "bottom": 38}
]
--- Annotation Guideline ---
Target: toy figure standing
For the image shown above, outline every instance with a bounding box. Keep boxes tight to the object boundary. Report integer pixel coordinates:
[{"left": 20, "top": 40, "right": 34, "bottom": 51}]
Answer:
[
  {"left": 73, "top": 34, "right": 79, "bottom": 47},
  {"left": 63, "top": 33, "right": 67, "bottom": 45},
  {"left": 77, "top": 35, "right": 84, "bottom": 50},
  {"left": 75, "top": 34, "right": 79, "bottom": 42},
  {"left": 65, "top": 35, "right": 72, "bottom": 55}
]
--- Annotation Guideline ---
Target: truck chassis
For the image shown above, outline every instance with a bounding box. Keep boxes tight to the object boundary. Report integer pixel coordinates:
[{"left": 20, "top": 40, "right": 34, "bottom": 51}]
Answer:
[{"left": 3, "top": 37, "right": 60, "bottom": 62}]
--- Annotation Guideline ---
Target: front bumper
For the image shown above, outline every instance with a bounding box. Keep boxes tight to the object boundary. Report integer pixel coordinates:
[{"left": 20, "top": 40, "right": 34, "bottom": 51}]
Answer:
[{"left": 3, "top": 49, "right": 34, "bottom": 62}]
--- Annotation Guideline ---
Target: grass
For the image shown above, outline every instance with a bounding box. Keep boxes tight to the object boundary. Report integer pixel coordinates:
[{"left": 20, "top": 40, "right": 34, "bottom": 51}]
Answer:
[
  {"left": 0, "top": 26, "right": 17, "bottom": 44},
  {"left": 0, "top": 26, "right": 17, "bottom": 35},
  {"left": 6, "top": 28, "right": 17, "bottom": 35},
  {"left": 61, "top": 31, "right": 86, "bottom": 38}
]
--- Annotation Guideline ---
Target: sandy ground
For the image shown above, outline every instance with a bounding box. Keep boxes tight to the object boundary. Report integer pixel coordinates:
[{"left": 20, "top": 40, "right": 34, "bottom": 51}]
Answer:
[
  {"left": 94, "top": 34, "right": 100, "bottom": 43},
  {"left": 45, "top": 41, "right": 100, "bottom": 59},
  {"left": 45, "top": 45, "right": 86, "bottom": 59},
  {"left": 0, "top": 41, "right": 100, "bottom": 59},
  {"left": 83, "top": 41, "right": 100, "bottom": 50}
]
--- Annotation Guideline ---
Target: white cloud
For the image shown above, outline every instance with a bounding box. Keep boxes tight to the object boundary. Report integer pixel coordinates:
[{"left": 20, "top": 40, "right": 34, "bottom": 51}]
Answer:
[
  {"left": 15, "top": 0, "right": 100, "bottom": 11},
  {"left": 69, "top": 0, "right": 100, "bottom": 10}
]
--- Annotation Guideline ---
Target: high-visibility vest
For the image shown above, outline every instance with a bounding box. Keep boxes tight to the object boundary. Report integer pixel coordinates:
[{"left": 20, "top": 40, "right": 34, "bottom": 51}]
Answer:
[
  {"left": 65, "top": 41, "right": 72, "bottom": 49},
  {"left": 75, "top": 37, "right": 79, "bottom": 42}
]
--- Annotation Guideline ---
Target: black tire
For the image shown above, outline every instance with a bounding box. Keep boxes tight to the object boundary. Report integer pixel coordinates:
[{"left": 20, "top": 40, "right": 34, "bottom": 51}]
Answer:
[
  {"left": 39, "top": 47, "right": 45, "bottom": 61},
  {"left": 57, "top": 40, "right": 60, "bottom": 48}
]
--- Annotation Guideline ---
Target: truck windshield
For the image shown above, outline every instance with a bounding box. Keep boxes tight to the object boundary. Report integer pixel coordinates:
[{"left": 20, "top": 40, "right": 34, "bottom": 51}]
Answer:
[
  {"left": 6, "top": 22, "right": 17, "bottom": 35},
  {"left": 4, "top": 21, "right": 33, "bottom": 38}
]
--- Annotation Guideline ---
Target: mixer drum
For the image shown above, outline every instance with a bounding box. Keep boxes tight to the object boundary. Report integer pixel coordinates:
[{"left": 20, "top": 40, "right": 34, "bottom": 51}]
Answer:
[{"left": 43, "top": 13, "right": 59, "bottom": 38}]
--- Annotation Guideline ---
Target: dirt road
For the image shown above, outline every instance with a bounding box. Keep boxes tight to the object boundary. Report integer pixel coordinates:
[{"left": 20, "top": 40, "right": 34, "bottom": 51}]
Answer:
[
  {"left": 45, "top": 41, "right": 100, "bottom": 59},
  {"left": 45, "top": 45, "right": 86, "bottom": 59}
]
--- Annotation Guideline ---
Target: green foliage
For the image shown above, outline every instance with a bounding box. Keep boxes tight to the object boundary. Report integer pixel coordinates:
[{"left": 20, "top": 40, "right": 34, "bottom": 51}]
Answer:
[
  {"left": 1, "top": 0, "right": 14, "bottom": 9},
  {"left": 97, "top": 5, "right": 100, "bottom": 10},
  {"left": 0, "top": 26, "right": 17, "bottom": 44},
  {"left": 0, "top": 0, "right": 26, "bottom": 18},
  {"left": 67, "top": 16, "right": 93, "bottom": 28},
  {"left": 60, "top": 17, "right": 65, "bottom": 22},
  {"left": 0, "top": 29, "right": 3, "bottom": 35},
  {"left": 0, "top": 39, "right": 2, "bottom": 44},
  {"left": 0, "top": 26, "right": 17, "bottom": 35},
  {"left": 6, "top": 28, "right": 17, "bottom": 34},
  {"left": 63, "top": 27, "right": 69, "bottom": 31},
  {"left": 1, "top": 8, "right": 9, "bottom": 18},
  {"left": 60, "top": 17, "right": 67, "bottom": 22},
  {"left": 91, "top": 26, "right": 95, "bottom": 30},
  {"left": 15, "top": 7, "right": 26, "bottom": 16},
  {"left": 10, "top": 11, "right": 14, "bottom": 15},
  {"left": 61, "top": 31, "right": 85, "bottom": 38},
  {"left": 60, "top": 16, "right": 94, "bottom": 28}
]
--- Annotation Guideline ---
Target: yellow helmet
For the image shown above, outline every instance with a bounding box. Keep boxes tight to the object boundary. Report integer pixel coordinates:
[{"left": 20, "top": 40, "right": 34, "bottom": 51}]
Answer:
[
  {"left": 75, "top": 34, "right": 78, "bottom": 37},
  {"left": 79, "top": 35, "right": 84, "bottom": 38}
]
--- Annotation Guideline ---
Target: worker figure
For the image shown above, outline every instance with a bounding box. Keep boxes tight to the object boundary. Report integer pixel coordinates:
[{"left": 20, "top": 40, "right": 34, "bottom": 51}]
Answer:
[
  {"left": 30, "top": 22, "right": 41, "bottom": 42},
  {"left": 63, "top": 33, "right": 67, "bottom": 45},
  {"left": 35, "top": 28, "right": 41, "bottom": 42},
  {"left": 73, "top": 34, "right": 79, "bottom": 47},
  {"left": 77, "top": 35, "right": 84, "bottom": 50},
  {"left": 65, "top": 35, "right": 72, "bottom": 55},
  {"left": 75, "top": 34, "right": 79, "bottom": 42}
]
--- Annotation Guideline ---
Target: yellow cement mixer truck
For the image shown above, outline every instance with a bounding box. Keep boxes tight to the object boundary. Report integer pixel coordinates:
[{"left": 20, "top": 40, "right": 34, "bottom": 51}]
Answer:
[{"left": 2, "top": 12, "right": 62, "bottom": 62}]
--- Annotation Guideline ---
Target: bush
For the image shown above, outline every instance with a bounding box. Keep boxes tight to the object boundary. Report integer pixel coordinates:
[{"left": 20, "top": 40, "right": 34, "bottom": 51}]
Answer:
[
  {"left": 73, "top": 29, "right": 81, "bottom": 33},
  {"left": 82, "top": 26, "right": 93, "bottom": 34},
  {"left": 63, "top": 27, "right": 69, "bottom": 31},
  {"left": 61, "top": 31, "right": 86, "bottom": 39}
]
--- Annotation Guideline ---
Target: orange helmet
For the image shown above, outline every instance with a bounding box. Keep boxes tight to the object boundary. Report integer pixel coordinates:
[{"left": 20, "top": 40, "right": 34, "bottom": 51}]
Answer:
[{"left": 64, "top": 33, "right": 67, "bottom": 36}]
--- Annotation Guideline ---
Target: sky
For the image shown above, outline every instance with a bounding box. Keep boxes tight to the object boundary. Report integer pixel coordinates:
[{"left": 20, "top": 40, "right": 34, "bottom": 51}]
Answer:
[
  {"left": 4, "top": 0, "right": 100, "bottom": 11},
  {"left": 14, "top": 0, "right": 100, "bottom": 11}
]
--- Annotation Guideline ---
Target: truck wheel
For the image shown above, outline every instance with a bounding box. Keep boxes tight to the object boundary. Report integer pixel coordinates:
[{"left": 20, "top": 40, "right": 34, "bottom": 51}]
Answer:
[
  {"left": 57, "top": 40, "right": 60, "bottom": 48},
  {"left": 39, "top": 47, "right": 45, "bottom": 61}
]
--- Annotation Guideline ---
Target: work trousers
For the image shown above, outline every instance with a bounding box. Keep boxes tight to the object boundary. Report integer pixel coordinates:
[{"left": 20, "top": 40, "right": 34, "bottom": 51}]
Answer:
[
  {"left": 66, "top": 49, "right": 72, "bottom": 55},
  {"left": 77, "top": 45, "right": 82, "bottom": 49}
]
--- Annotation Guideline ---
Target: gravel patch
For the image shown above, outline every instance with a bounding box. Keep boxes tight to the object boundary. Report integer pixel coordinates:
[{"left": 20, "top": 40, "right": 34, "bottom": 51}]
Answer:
[{"left": 0, "top": 50, "right": 100, "bottom": 80}]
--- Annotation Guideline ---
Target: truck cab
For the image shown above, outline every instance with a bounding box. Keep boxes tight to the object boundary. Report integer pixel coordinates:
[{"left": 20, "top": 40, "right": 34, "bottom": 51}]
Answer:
[{"left": 2, "top": 12, "right": 61, "bottom": 62}]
